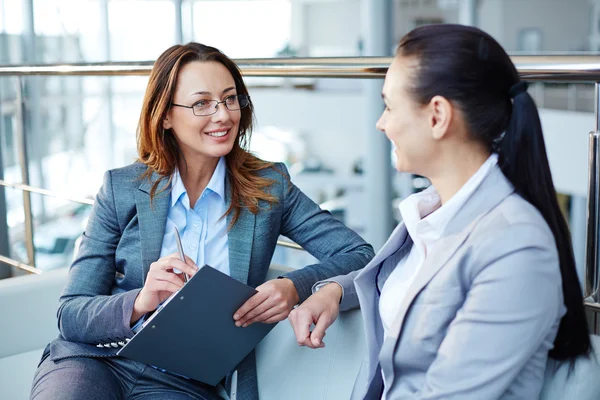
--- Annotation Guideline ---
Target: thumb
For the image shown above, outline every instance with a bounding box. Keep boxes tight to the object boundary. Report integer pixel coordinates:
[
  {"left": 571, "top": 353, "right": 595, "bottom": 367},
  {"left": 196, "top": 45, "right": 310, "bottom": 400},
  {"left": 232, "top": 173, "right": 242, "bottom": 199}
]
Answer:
[
  {"left": 289, "top": 309, "right": 312, "bottom": 345},
  {"left": 311, "top": 313, "right": 332, "bottom": 347}
]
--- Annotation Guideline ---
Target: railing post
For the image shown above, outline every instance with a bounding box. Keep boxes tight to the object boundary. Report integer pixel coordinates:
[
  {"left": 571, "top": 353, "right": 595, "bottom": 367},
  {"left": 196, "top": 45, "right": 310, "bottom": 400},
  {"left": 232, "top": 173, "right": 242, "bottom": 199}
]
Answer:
[
  {"left": 585, "top": 82, "right": 600, "bottom": 302},
  {"left": 0, "top": 126, "right": 10, "bottom": 279},
  {"left": 14, "top": 77, "right": 35, "bottom": 268}
]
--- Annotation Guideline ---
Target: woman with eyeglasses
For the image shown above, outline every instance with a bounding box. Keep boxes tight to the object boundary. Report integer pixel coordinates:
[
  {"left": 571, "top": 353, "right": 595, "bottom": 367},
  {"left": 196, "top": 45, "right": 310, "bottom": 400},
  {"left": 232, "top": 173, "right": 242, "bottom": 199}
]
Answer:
[
  {"left": 288, "top": 24, "right": 592, "bottom": 400},
  {"left": 30, "top": 43, "right": 374, "bottom": 400}
]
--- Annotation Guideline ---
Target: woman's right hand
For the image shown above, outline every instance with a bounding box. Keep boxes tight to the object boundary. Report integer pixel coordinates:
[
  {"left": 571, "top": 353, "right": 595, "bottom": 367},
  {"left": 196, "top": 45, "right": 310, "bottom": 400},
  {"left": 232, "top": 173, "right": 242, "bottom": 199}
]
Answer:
[
  {"left": 131, "top": 253, "right": 199, "bottom": 324},
  {"left": 288, "top": 282, "right": 342, "bottom": 349}
]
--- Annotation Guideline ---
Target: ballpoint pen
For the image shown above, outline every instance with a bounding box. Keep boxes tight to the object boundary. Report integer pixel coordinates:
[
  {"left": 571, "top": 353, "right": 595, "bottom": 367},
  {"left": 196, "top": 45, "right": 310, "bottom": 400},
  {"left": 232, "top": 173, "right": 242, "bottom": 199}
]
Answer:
[{"left": 173, "top": 226, "right": 189, "bottom": 283}]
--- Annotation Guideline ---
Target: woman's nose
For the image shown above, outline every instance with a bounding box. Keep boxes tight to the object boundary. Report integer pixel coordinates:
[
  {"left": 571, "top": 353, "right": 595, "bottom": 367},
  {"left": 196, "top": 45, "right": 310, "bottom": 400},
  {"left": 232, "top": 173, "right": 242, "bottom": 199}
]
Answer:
[{"left": 212, "top": 103, "right": 232, "bottom": 122}]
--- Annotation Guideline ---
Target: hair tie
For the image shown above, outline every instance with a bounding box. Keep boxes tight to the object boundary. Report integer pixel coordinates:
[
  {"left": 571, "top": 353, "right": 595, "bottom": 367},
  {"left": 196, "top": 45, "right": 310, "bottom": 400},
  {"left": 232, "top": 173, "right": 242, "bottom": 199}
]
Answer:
[{"left": 509, "top": 81, "right": 528, "bottom": 99}]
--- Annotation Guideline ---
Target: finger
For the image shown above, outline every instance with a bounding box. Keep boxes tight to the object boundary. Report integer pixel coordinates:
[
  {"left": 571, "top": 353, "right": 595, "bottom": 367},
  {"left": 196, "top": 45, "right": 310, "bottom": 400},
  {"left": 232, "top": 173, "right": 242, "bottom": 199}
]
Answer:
[
  {"left": 166, "top": 257, "right": 198, "bottom": 277},
  {"left": 310, "top": 313, "right": 332, "bottom": 347},
  {"left": 300, "top": 335, "right": 324, "bottom": 349},
  {"left": 184, "top": 255, "right": 198, "bottom": 268},
  {"left": 148, "top": 279, "right": 181, "bottom": 295},
  {"left": 306, "top": 331, "right": 327, "bottom": 349},
  {"left": 299, "top": 330, "right": 327, "bottom": 349},
  {"left": 152, "top": 268, "right": 186, "bottom": 287},
  {"left": 241, "top": 303, "right": 282, "bottom": 327},
  {"left": 149, "top": 270, "right": 185, "bottom": 290},
  {"left": 234, "top": 291, "right": 269, "bottom": 321},
  {"left": 289, "top": 310, "right": 313, "bottom": 345},
  {"left": 237, "top": 297, "right": 277, "bottom": 326}
]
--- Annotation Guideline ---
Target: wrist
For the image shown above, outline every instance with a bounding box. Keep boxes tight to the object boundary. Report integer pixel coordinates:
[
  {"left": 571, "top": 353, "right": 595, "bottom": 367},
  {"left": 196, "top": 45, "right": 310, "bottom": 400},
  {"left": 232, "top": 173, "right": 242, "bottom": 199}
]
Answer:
[
  {"left": 279, "top": 277, "right": 300, "bottom": 305},
  {"left": 320, "top": 282, "right": 343, "bottom": 304},
  {"left": 131, "top": 292, "right": 152, "bottom": 323}
]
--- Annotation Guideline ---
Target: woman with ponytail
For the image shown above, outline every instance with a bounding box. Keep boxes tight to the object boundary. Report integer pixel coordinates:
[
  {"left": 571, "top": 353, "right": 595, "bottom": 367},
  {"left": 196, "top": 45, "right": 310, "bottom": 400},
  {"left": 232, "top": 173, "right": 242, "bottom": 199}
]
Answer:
[{"left": 289, "top": 24, "right": 592, "bottom": 399}]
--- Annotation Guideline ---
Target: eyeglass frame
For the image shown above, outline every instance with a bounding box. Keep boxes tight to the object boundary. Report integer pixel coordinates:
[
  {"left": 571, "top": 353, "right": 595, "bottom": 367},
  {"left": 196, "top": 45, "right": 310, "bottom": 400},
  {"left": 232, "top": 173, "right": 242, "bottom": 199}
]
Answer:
[{"left": 170, "top": 94, "right": 251, "bottom": 117}]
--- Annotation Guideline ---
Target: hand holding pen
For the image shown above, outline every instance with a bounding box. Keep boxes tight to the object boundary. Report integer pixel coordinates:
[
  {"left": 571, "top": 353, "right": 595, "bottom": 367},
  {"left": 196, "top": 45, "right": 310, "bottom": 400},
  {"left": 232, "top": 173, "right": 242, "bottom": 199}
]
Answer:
[{"left": 131, "top": 227, "right": 198, "bottom": 322}]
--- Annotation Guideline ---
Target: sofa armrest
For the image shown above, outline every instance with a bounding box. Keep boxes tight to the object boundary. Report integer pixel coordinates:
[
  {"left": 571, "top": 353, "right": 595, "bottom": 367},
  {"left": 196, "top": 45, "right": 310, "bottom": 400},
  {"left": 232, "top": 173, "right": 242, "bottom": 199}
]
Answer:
[{"left": 0, "top": 268, "right": 68, "bottom": 358}]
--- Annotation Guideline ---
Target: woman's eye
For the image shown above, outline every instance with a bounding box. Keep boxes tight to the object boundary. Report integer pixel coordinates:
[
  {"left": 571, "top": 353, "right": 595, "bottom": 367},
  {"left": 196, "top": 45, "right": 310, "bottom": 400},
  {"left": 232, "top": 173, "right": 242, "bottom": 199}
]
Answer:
[{"left": 194, "top": 100, "right": 210, "bottom": 108}]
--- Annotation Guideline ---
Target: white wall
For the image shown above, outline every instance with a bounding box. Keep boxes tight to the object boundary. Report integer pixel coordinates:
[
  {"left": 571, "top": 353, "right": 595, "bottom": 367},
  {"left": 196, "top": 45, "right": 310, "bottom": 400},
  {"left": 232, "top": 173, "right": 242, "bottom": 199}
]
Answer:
[
  {"left": 249, "top": 86, "right": 368, "bottom": 177},
  {"left": 477, "top": 0, "right": 504, "bottom": 42},
  {"left": 480, "top": 0, "right": 591, "bottom": 51},
  {"left": 304, "top": 0, "right": 361, "bottom": 56},
  {"left": 539, "top": 108, "right": 593, "bottom": 197},
  {"left": 393, "top": 0, "right": 459, "bottom": 43}
]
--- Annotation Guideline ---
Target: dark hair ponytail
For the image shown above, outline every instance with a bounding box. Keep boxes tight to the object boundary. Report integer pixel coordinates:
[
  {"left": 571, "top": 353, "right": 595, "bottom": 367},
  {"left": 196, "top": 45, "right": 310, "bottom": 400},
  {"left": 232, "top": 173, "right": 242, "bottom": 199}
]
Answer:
[
  {"left": 499, "top": 85, "right": 591, "bottom": 361},
  {"left": 398, "top": 24, "right": 590, "bottom": 362}
]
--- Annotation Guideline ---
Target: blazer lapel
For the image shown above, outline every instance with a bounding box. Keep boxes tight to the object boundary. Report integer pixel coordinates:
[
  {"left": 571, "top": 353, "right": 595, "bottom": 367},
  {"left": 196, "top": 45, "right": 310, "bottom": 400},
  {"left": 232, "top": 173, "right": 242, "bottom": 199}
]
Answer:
[
  {"left": 388, "top": 228, "right": 472, "bottom": 335},
  {"left": 352, "top": 222, "right": 411, "bottom": 388},
  {"left": 355, "top": 222, "right": 409, "bottom": 286},
  {"left": 136, "top": 172, "right": 170, "bottom": 283},
  {"left": 225, "top": 177, "right": 255, "bottom": 284}
]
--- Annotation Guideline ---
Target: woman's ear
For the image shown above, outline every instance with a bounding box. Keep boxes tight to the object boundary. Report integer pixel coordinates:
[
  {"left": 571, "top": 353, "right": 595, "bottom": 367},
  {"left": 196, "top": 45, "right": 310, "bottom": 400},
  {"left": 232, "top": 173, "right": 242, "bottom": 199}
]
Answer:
[
  {"left": 428, "top": 95, "right": 453, "bottom": 140},
  {"left": 163, "top": 117, "right": 172, "bottom": 130}
]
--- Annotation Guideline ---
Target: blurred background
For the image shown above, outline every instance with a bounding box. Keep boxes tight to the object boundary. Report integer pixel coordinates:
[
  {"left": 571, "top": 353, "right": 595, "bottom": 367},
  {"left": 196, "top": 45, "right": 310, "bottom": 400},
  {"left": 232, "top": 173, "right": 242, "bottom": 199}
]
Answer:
[{"left": 0, "top": 0, "right": 595, "bottom": 278}]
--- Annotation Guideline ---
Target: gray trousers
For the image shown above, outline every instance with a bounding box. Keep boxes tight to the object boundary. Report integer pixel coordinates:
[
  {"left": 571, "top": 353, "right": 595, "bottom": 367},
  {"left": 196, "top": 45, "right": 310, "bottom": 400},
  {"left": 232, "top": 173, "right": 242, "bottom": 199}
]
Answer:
[{"left": 30, "top": 348, "right": 225, "bottom": 400}]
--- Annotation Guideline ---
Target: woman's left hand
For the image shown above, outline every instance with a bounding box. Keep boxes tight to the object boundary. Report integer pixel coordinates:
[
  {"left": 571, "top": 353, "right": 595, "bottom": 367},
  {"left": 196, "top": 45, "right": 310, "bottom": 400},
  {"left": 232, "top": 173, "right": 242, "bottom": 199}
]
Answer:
[{"left": 233, "top": 278, "right": 300, "bottom": 327}]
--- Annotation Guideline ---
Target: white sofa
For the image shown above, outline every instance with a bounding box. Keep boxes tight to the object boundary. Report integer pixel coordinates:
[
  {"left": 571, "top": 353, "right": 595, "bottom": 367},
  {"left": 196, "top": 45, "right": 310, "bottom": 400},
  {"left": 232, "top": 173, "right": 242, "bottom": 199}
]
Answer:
[{"left": 1, "top": 266, "right": 600, "bottom": 400}]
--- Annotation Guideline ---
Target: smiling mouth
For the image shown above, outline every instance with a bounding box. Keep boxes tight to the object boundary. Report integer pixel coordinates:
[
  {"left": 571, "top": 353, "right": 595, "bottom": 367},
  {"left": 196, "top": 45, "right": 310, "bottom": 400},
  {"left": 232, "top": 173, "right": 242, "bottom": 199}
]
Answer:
[{"left": 205, "top": 129, "right": 229, "bottom": 138}]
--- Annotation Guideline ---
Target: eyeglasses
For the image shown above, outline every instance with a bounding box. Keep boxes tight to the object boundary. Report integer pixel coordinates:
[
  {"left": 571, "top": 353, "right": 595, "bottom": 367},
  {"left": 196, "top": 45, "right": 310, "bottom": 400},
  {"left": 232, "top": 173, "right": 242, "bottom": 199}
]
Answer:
[{"left": 171, "top": 94, "right": 250, "bottom": 116}]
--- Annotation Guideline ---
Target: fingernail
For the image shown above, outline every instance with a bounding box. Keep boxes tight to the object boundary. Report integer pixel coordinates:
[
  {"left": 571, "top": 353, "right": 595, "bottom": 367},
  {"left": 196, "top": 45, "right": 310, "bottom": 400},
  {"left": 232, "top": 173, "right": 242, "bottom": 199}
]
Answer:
[
  {"left": 235, "top": 321, "right": 241, "bottom": 327},
  {"left": 233, "top": 314, "right": 239, "bottom": 320},
  {"left": 242, "top": 323, "right": 248, "bottom": 328},
  {"left": 315, "top": 338, "right": 321, "bottom": 345}
]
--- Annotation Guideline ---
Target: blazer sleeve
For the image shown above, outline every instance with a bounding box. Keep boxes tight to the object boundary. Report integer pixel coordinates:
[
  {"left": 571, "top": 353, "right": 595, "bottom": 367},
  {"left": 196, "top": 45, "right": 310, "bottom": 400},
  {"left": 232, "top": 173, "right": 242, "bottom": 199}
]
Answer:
[
  {"left": 275, "top": 163, "right": 375, "bottom": 303},
  {"left": 415, "top": 223, "right": 564, "bottom": 399},
  {"left": 312, "top": 270, "right": 362, "bottom": 312},
  {"left": 56, "top": 170, "right": 140, "bottom": 344}
]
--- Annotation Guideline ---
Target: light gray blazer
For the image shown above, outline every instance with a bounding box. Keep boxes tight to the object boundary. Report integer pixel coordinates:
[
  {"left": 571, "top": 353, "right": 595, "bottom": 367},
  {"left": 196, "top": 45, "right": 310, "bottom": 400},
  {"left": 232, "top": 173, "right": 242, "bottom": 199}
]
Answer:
[
  {"left": 330, "top": 165, "right": 565, "bottom": 400},
  {"left": 43, "top": 161, "right": 374, "bottom": 400}
]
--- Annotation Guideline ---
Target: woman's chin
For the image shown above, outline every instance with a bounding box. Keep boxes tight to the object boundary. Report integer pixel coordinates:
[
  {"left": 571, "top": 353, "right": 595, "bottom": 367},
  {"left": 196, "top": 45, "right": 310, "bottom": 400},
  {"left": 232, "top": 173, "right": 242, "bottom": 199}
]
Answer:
[{"left": 394, "top": 160, "right": 408, "bottom": 173}]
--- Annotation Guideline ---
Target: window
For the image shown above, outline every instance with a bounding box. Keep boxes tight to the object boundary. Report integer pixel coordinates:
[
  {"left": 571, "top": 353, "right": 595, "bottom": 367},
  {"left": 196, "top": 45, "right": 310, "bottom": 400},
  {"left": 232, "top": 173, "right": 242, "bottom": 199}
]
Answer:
[
  {"left": 518, "top": 28, "right": 543, "bottom": 53},
  {"left": 192, "top": 0, "right": 291, "bottom": 58}
]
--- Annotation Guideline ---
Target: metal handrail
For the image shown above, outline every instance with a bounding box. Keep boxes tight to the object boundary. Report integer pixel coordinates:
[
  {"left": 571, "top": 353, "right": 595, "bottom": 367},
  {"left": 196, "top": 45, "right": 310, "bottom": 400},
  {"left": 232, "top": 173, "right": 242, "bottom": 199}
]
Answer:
[
  {"left": 1, "top": 55, "right": 600, "bottom": 80},
  {"left": 0, "top": 180, "right": 95, "bottom": 206},
  {"left": 0, "top": 254, "right": 40, "bottom": 275}
]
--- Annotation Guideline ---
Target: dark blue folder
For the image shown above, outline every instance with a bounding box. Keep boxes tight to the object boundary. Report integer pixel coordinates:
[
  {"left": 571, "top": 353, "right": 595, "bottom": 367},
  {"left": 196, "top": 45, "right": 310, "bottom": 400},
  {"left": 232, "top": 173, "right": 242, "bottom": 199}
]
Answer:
[{"left": 117, "top": 265, "right": 276, "bottom": 386}]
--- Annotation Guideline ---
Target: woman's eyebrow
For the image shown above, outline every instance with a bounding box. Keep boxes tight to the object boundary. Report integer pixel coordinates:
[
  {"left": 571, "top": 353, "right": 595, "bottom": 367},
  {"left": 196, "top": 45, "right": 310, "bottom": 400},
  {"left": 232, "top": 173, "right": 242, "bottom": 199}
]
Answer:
[{"left": 190, "top": 86, "right": 236, "bottom": 97}]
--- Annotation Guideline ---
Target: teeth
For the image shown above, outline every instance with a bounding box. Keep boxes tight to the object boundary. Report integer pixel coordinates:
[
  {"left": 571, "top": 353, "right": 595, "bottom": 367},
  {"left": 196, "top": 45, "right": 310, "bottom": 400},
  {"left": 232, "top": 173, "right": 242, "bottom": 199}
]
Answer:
[{"left": 207, "top": 130, "right": 227, "bottom": 137}]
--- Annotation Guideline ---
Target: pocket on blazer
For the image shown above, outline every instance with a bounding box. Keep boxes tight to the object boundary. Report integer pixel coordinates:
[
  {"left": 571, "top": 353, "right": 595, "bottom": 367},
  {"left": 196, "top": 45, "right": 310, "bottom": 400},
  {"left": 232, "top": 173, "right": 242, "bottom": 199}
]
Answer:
[{"left": 413, "top": 285, "right": 464, "bottom": 307}]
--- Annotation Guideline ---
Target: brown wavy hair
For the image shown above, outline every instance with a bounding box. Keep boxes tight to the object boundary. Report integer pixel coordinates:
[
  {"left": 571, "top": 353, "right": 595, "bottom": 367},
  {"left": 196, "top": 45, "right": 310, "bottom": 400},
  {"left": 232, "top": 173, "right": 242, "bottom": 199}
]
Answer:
[{"left": 136, "top": 42, "right": 277, "bottom": 227}]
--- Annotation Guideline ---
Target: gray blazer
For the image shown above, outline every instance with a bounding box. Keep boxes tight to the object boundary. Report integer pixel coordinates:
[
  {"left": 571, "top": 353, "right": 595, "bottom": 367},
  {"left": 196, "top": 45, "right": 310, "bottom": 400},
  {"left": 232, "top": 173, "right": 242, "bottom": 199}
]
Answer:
[
  {"left": 331, "top": 165, "right": 565, "bottom": 400},
  {"left": 45, "top": 162, "right": 374, "bottom": 399}
]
